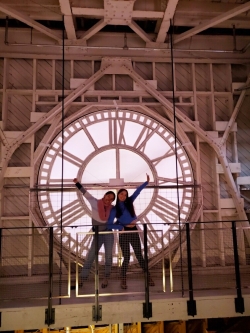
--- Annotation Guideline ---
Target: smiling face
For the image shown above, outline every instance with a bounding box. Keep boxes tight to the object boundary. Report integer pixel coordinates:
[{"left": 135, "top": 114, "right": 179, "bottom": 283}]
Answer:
[
  {"left": 103, "top": 193, "right": 115, "bottom": 206},
  {"left": 118, "top": 190, "right": 128, "bottom": 202}
]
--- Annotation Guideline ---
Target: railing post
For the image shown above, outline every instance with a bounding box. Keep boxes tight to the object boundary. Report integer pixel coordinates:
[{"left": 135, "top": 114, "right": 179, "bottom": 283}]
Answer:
[
  {"left": 232, "top": 221, "right": 245, "bottom": 314},
  {"left": 45, "top": 227, "right": 55, "bottom": 326},
  {"left": 0, "top": 228, "right": 2, "bottom": 266},
  {"left": 92, "top": 226, "right": 102, "bottom": 322},
  {"left": 143, "top": 224, "right": 152, "bottom": 319},
  {"left": 186, "top": 223, "right": 197, "bottom": 316}
]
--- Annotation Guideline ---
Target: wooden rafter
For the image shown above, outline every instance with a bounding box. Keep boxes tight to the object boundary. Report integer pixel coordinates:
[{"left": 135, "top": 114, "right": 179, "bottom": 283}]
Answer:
[
  {"left": 128, "top": 20, "right": 152, "bottom": 43},
  {"left": 156, "top": 0, "right": 179, "bottom": 43},
  {"left": 79, "top": 18, "right": 106, "bottom": 42},
  {"left": 220, "top": 72, "right": 250, "bottom": 147},
  {"left": 173, "top": 1, "right": 250, "bottom": 44},
  {"left": 59, "top": 0, "right": 76, "bottom": 40},
  {"left": 119, "top": 59, "right": 248, "bottom": 223},
  {"left": 0, "top": 62, "right": 113, "bottom": 189},
  {"left": 0, "top": 3, "right": 62, "bottom": 42},
  {"left": 72, "top": 7, "right": 164, "bottom": 20}
]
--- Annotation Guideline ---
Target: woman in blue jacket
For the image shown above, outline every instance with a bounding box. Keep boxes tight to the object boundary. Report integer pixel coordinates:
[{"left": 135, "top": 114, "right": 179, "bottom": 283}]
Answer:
[{"left": 107, "top": 174, "right": 155, "bottom": 289}]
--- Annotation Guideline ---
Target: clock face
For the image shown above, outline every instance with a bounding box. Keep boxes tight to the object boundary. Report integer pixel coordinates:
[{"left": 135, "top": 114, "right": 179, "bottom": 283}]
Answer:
[{"left": 37, "top": 109, "right": 194, "bottom": 264}]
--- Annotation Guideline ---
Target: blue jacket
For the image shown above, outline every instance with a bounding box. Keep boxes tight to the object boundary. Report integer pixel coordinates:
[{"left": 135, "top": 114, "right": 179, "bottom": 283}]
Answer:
[{"left": 107, "top": 181, "right": 148, "bottom": 231}]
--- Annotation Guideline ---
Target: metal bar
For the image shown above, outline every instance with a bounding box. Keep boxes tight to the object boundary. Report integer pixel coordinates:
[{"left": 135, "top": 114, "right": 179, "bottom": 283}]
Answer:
[
  {"left": 0, "top": 228, "right": 2, "bottom": 267},
  {"left": 29, "top": 184, "right": 201, "bottom": 191},
  {"left": 169, "top": 231, "right": 173, "bottom": 292},
  {"left": 92, "top": 226, "right": 102, "bottom": 321},
  {"left": 161, "top": 230, "right": 166, "bottom": 293},
  {"left": 4, "top": 16, "right": 8, "bottom": 45},
  {"left": 45, "top": 227, "right": 55, "bottom": 325},
  {"left": 95, "top": 226, "right": 99, "bottom": 311},
  {"left": 186, "top": 223, "right": 197, "bottom": 316},
  {"left": 232, "top": 221, "right": 245, "bottom": 314},
  {"left": 143, "top": 224, "right": 152, "bottom": 319}
]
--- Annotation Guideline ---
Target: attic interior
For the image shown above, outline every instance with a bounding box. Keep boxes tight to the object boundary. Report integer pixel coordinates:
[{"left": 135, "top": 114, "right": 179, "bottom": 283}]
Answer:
[{"left": 0, "top": 0, "right": 250, "bottom": 332}]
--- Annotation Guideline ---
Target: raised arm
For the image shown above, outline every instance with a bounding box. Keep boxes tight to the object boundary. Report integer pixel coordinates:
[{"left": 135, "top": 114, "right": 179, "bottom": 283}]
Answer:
[
  {"left": 73, "top": 178, "right": 96, "bottom": 202},
  {"left": 73, "top": 178, "right": 83, "bottom": 190},
  {"left": 130, "top": 173, "right": 150, "bottom": 202}
]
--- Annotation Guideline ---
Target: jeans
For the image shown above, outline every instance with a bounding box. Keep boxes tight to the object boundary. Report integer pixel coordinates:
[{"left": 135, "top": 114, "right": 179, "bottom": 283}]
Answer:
[
  {"left": 119, "top": 226, "right": 145, "bottom": 278},
  {"left": 81, "top": 232, "right": 114, "bottom": 279}
]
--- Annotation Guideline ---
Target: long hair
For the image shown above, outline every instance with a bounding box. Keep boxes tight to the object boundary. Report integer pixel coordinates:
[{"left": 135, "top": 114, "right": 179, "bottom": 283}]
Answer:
[{"left": 115, "top": 188, "right": 135, "bottom": 218}]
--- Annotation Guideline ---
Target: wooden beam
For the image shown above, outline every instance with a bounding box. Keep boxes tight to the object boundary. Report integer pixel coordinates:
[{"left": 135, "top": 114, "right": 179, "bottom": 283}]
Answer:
[
  {"left": 0, "top": 62, "right": 112, "bottom": 188},
  {"left": 174, "top": 2, "right": 250, "bottom": 44},
  {"left": 59, "top": 0, "right": 76, "bottom": 39},
  {"left": 71, "top": 7, "right": 104, "bottom": 17},
  {"left": 121, "top": 60, "right": 247, "bottom": 222},
  {"left": 80, "top": 18, "right": 106, "bottom": 41},
  {"left": 220, "top": 72, "right": 250, "bottom": 147},
  {"left": 128, "top": 20, "right": 152, "bottom": 43},
  {"left": 63, "top": 15, "right": 76, "bottom": 39},
  {"left": 72, "top": 7, "right": 164, "bottom": 20},
  {"left": 156, "top": 0, "right": 179, "bottom": 43},
  {"left": 0, "top": 3, "right": 62, "bottom": 42},
  {"left": 0, "top": 127, "right": 9, "bottom": 147},
  {"left": 5, "top": 167, "right": 32, "bottom": 178}
]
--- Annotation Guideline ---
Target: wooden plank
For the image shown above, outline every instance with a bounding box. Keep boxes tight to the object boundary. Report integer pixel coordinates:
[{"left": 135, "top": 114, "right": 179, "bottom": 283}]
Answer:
[
  {"left": 9, "top": 143, "right": 31, "bottom": 167},
  {"left": 236, "top": 95, "right": 250, "bottom": 176},
  {"left": 174, "top": 2, "right": 250, "bottom": 44},
  {"left": 4, "top": 131, "right": 31, "bottom": 143},
  {"left": 37, "top": 60, "right": 53, "bottom": 89},
  {"left": 200, "top": 142, "right": 216, "bottom": 210},
  {"left": 30, "top": 112, "right": 52, "bottom": 124},
  {"left": 179, "top": 121, "right": 200, "bottom": 132},
  {"left": 156, "top": 0, "right": 179, "bottom": 42},
  {"left": 215, "top": 121, "right": 237, "bottom": 132},
  {"left": 5, "top": 167, "right": 31, "bottom": 177},
  {"left": 133, "top": 80, "right": 157, "bottom": 91},
  {"left": 175, "top": 63, "right": 192, "bottom": 91},
  {"left": 195, "top": 64, "right": 211, "bottom": 92},
  {"left": 8, "top": 59, "right": 33, "bottom": 90},
  {"left": 214, "top": 96, "right": 232, "bottom": 122},
  {"left": 129, "top": 20, "right": 152, "bottom": 43},
  {"left": 74, "top": 60, "right": 92, "bottom": 79},
  {"left": 196, "top": 96, "right": 213, "bottom": 131},
  {"left": 6, "top": 95, "right": 32, "bottom": 131},
  {"left": 212, "top": 64, "right": 231, "bottom": 93},
  {"left": 70, "top": 78, "right": 94, "bottom": 90},
  {"left": 80, "top": 18, "right": 106, "bottom": 42},
  {"left": 199, "top": 131, "right": 218, "bottom": 142},
  {"left": 237, "top": 176, "right": 250, "bottom": 185},
  {"left": 220, "top": 198, "right": 244, "bottom": 209},
  {"left": 155, "top": 63, "right": 173, "bottom": 91},
  {"left": 216, "top": 163, "right": 241, "bottom": 174},
  {"left": 134, "top": 62, "right": 153, "bottom": 81},
  {"left": 59, "top": 0, "right": 76, "bottom": 40},
  {"left": 0, "top": 3, "right": 61, "bottom": 42}
]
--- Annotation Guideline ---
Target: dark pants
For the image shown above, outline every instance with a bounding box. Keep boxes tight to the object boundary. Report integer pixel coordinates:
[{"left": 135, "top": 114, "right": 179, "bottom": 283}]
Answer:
[
  {"left": 81, "top": 232, "right": 114, "bottom": 279},
  {"left": 119, "top": 225, "right": 145, "bottom": 278}
]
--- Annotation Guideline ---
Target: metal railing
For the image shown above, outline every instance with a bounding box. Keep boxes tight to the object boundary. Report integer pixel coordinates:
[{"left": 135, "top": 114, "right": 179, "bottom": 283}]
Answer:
[{"left": 0, "top": 221, "right": 249, "bottom": 319}]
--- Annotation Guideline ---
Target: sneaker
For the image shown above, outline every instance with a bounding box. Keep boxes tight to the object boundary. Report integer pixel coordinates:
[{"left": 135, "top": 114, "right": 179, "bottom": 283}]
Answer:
[{"left": 120, "top": 277, "right": 127, "bottom": 289}]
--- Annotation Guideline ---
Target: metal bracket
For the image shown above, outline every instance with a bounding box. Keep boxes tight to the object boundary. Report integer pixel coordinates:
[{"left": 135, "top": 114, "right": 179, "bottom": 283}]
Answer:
[
  {"left": 235, "top": 297, "right": 245, "bottom": 314},
  {"left": 187, "top": 300, "right": 197, "bottom": 317},
  {"left": 143, "top": 302, "right": 152, "bottom": 319},
  {"left": 45, "top": 308, "right": 55, "bottom": 325},
  {"left": 92, "top": 305, "right": 102, "bottom": 322}
]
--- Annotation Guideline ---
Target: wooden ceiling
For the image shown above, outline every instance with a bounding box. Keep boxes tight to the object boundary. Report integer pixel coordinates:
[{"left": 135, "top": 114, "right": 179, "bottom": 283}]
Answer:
[{"left": 0, "top": 0, "right": 249, "bottom": 59}]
